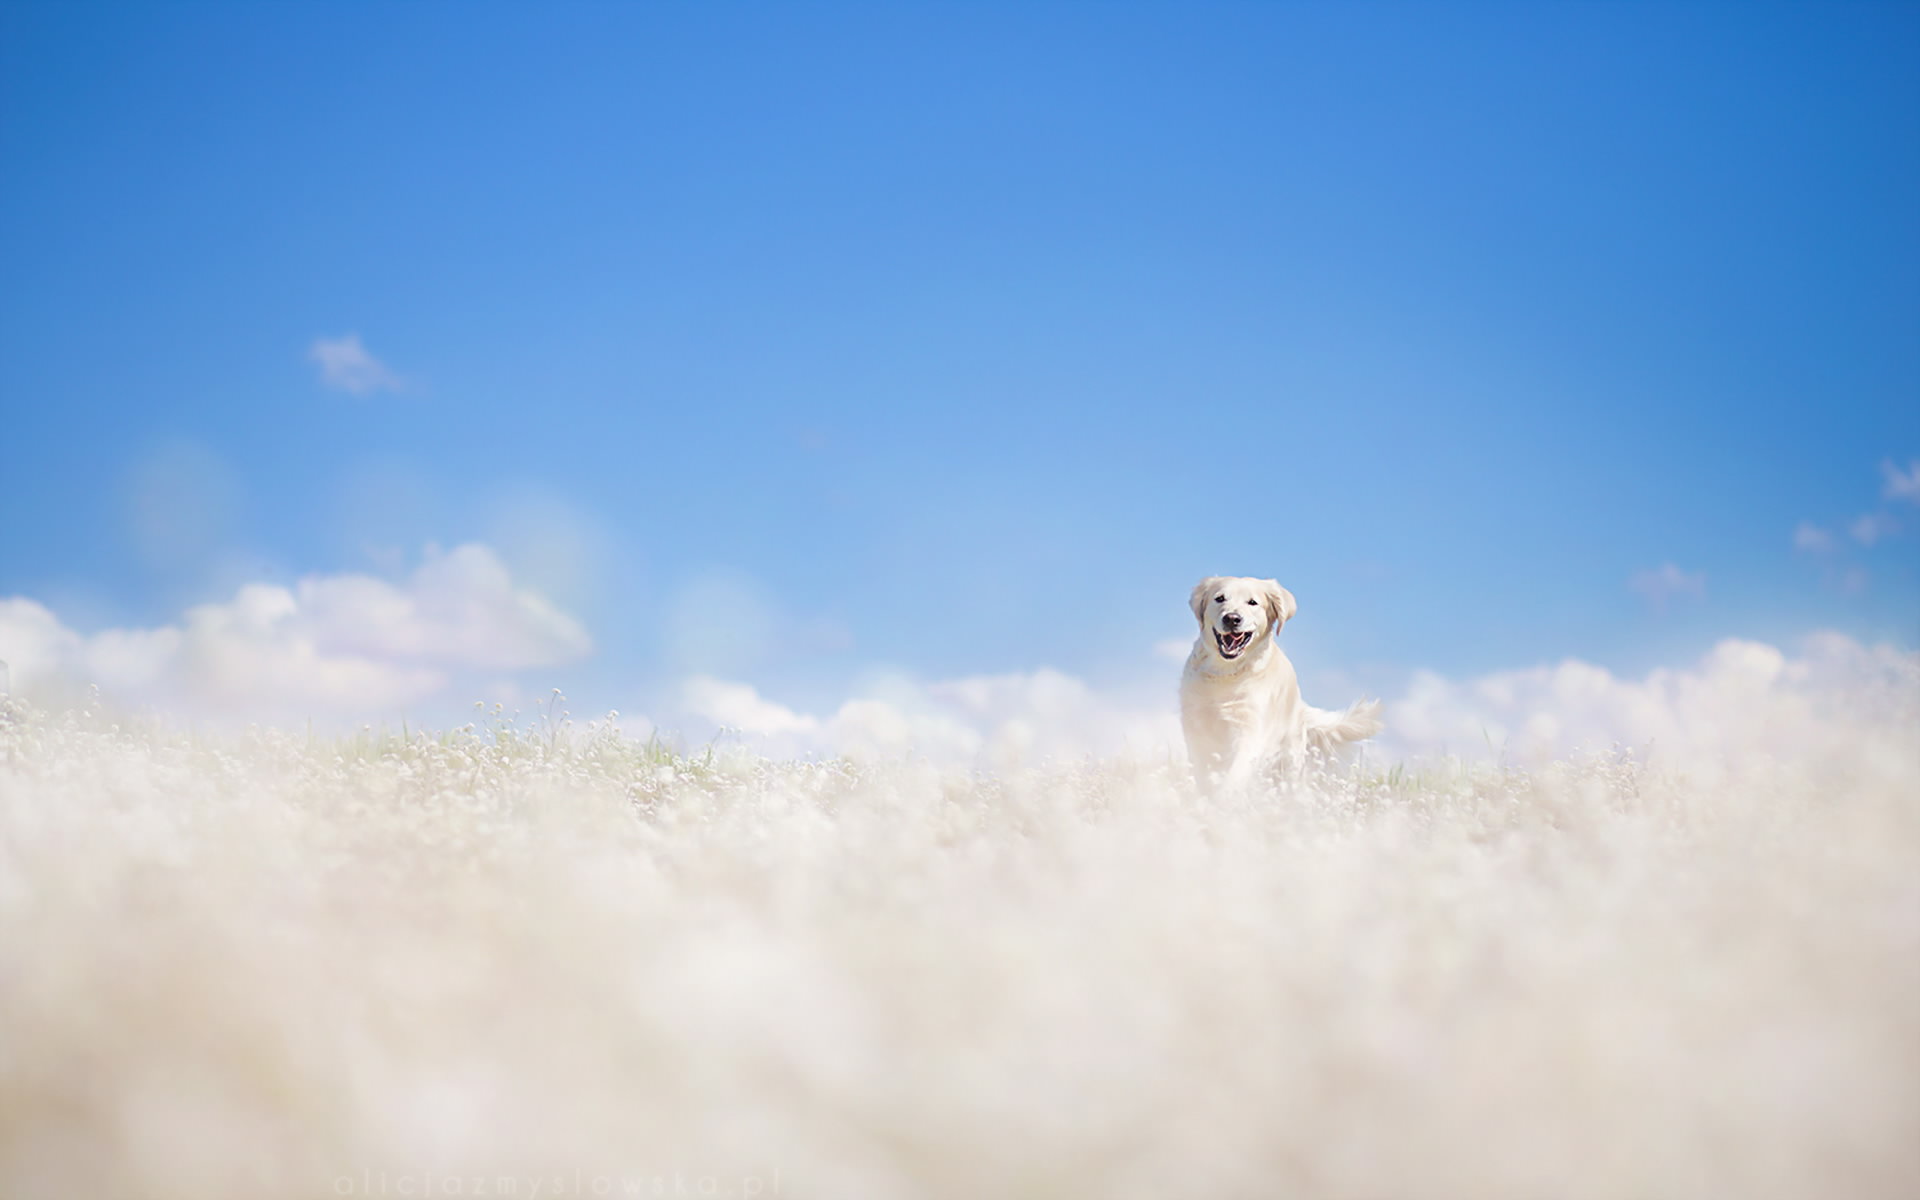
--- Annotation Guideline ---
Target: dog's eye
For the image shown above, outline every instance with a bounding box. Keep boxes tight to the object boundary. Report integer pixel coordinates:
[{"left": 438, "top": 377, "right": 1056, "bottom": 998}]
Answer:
[
  {"left": 1214, "top": 594, "right": 1225, "bottom": 603},
  {"left": 1246, "top": 599, "right": 1258, "bottom": 606}
]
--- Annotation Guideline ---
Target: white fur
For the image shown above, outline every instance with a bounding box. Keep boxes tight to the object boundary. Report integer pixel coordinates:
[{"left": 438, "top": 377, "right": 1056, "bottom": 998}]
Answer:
[{"left": 1179, "top": 575, "right": 1383, "bottom": 788}]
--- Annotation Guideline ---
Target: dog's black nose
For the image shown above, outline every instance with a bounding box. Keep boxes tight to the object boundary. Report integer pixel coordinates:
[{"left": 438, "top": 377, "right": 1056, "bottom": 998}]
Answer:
[{"left": 1222, "top": 611, "right": 1242, "bottom": 629}]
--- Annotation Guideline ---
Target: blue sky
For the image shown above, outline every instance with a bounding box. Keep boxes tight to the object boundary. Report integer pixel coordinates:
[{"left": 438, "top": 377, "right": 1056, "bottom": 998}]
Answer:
[{"left": 2, "top": 1, "right": 1917, "bottom": 731}]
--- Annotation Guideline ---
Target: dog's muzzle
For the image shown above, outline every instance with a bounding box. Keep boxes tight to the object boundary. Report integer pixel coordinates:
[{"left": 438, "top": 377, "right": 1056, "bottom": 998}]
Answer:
[{"left": 1214, "top": 628, "right": 1253, "bottom": 658}]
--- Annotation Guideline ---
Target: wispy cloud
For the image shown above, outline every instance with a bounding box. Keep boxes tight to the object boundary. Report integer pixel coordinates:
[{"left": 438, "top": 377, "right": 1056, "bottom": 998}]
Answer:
[
  {"left": 308, "top": 333, "right": 402, "bottom": 395},
  {"left": 1793, "top": 458, "right": 1915, "bottom": 565},
  {"left": 1849, "top": 512, "right": 1899, "bottom": 547},
  {"left": 1628, "top": 563, "right": 1705, "bottom": 610},
  {"left": 1792, "top": 521, "right": 1834, "bottom": 554},
  {"left": 124, "top": 438, "right": 243, "bottom": 569},
  {"left": 659, "top": 568, "right": 854, "bottom": 679},
  {"left": 1882, "top": 458, "right": 1920, "bottom": 504}
]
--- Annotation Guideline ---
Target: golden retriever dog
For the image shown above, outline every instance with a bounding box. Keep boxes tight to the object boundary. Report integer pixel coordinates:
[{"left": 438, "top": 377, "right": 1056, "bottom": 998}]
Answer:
[{"left": 1180, "top": 576, "right": 1383, "bottom": 788}]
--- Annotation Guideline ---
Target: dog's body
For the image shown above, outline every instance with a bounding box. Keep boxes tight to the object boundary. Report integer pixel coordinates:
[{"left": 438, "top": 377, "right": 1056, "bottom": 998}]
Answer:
[{"left": 1179, "top": 575, "right": 1382, "bottom": 788}]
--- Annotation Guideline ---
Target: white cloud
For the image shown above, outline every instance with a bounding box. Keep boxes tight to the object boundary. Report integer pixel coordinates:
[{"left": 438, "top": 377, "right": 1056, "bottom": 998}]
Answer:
[
  {"left": 659, "top": 633, "right": 1916, "bottom": 780},
  {"left": 1627, "top": 563, "right": 1705, "bottom": 609},
  {"left": 922, "top": 667, "right": 1173, "bottom": 764},
  {"left": 0, "top": 545, "right": 588, "bottom": 717},
  {"left": 668, "top": 667, "right": 1179, "bottom": 769},
  {"left": 0, "top": 599, "right": 82, "bottom": 694},
  {"left": 1383, "top": 632, "right": 1918, "bottom": 771},
  {"left": 173, "top": 584, "right": 446, "bottom": 711},
  {"left": 683, "top": 676, "right": 820, "bottom": 737},
  {"left": 1882, "top": 458, "right": 1920, "bottom": 503},
  {"left": 827, "top": 695, "right": 983, "bottom": 763},
  {"left": 1154, "top": 636, "right": 1193, "bottom": 662},
  {"left": 1791, "top": 521, "right": 1834, "bottom": 554},
  {"left": 309, "top": 333, "right": 402, "bottom": 395},
  {"left": 296, "top": 544, "right": 591, "bottom": 671},
  {"left": 1848, "top": 512, "right": 1899, "bottom": 547}
]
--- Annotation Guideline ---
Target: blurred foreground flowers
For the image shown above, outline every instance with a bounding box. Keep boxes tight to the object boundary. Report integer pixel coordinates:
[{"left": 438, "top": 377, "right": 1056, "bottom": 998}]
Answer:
[{"left": 0, "top": 690, "right": 1916, "bottom": 1200}]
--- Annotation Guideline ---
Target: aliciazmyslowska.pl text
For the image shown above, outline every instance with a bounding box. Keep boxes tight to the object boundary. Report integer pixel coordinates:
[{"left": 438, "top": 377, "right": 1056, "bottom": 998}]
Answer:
[{"left": 333, "top": 1169, "right": 783, "bottom": 1197}]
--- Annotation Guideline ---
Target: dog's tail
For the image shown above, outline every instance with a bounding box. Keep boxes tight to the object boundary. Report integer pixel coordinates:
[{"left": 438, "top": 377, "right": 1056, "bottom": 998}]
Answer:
[{"left": 1304, "top": 698, "right": 1384, "bottom": 752}]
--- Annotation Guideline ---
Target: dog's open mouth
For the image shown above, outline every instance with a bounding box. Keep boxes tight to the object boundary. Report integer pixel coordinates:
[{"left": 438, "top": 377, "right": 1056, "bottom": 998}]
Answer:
[{"left": 1214, "top": 628, "right": 1253, "bottom": 658}]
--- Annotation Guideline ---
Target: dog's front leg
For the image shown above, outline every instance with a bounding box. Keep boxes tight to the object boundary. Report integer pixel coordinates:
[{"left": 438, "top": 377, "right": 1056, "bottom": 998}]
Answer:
[
  {"left": 1182, "top": 706, "right": 1231, "bottom": 793},
  {"left": 1219, "top": 737, "right": 1268, "bottom": 792}
]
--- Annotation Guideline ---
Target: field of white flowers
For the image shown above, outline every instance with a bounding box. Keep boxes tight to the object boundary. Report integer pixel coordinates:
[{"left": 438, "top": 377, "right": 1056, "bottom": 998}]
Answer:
[{"left": 1, "top": 684, "right": 1916, "bottom": 1200}]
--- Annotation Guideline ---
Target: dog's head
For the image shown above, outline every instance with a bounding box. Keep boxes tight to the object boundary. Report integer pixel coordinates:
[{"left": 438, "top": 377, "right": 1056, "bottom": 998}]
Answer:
[{"left": 1189, "top": 576, "right": 1296, "bottom": 662}]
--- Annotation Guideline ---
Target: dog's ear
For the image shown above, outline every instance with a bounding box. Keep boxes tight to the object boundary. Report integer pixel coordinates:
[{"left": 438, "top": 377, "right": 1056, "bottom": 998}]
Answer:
[
  {"left": 1261, "top": 580, "right": 1297, "bottom": 629},
  {"left": 1190, "top": 577, "right": 1224, "bottom": 624}
]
